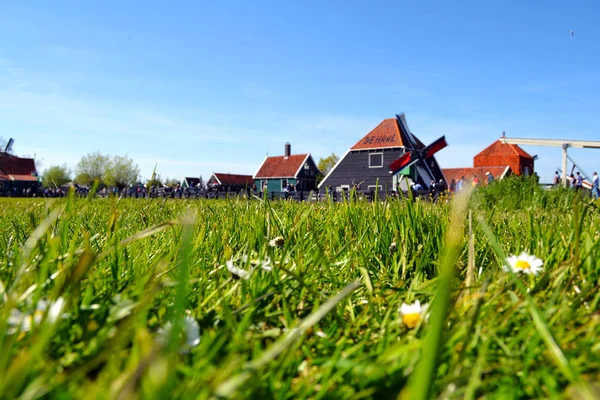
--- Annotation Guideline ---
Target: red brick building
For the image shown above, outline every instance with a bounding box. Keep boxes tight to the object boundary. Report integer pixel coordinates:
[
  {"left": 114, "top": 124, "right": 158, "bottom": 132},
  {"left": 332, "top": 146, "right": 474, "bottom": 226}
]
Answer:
[
  {"left": 443, "top": 140, "right": 534, "bottom": 185},
  {"left": 0, "top": 152, "right": 39, "bottom": 194}
]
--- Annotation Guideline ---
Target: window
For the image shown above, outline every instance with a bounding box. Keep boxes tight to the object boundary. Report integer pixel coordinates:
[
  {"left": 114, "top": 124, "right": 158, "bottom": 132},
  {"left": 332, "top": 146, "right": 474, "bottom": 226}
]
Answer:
[
  {"left": 369, "top": 152, "right": 383, "bottom": 168},
  {"left": 368, "top": 185, "right": 382, "bottom": 191},
  {"left": 337, "top": 185, "right": 350, "bottom": 192},
  {"left": 281, "top": 179, "right": 288, "bottom": 190},
  {"left": 524, "top": 166, "right": 530, "bottom": 176}
]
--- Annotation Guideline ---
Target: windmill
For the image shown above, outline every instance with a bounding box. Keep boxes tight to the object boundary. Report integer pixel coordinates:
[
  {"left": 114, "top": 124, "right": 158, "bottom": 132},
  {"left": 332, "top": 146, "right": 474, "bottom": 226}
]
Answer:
[
  {"left": 389, "top": 114, "right": 448, "bottom": 187},
  {"left": 4, "top": 138, "right": 14, "bottom": 153}
]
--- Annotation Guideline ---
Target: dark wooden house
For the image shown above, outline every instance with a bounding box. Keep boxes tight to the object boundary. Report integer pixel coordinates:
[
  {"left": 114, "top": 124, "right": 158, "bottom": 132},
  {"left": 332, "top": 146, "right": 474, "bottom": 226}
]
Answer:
[
  {"left": 208, "top": 173, "right": 254, "bottom": 192},
  {"left": 254, "top": 143, "right": 322, "bottom": 192},
  {"left": 0, "top": 151, "right": 40, "bottom": 194},
  {"left": 319, "top": 113, "right": 443, "bottom": 193}
]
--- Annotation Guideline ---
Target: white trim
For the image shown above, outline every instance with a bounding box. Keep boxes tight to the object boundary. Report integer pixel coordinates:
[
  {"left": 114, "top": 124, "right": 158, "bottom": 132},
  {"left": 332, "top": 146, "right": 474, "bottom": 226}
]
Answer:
[
  {"left": 281, "top": 178, "right": 288, "bottom": 191},
  {"left": 211, "top": 174, "right": 222, "bottom": 185},
  {"left": 293, "top": 154, "right": 311, "bottom": 178},
  {"left": 500, "top": 166, "right": 511, "bottom": 179},
  {"left": 368, "top": 185, "right": 382, "bottom": 190},
  {"left": 369, "top": 152, "right": 384, "bottom": 168},
  {"left": 337, "top": 184, "right": 350, "bottom": 192},
  {"left": 252, "top": 156, "right": 269, "bottom": 179},
  {"left": 318, "top": 149, "right": 350, "bottom": 189},
  {"left": 349, "top": 145, "right": 404, "bottom": 152}
]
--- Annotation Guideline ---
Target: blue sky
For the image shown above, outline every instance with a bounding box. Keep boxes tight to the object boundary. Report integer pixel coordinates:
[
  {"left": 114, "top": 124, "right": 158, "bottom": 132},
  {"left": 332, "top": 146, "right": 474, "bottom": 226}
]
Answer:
[{"left": 1, "top": 1, "right": 600, "bottom": 183}]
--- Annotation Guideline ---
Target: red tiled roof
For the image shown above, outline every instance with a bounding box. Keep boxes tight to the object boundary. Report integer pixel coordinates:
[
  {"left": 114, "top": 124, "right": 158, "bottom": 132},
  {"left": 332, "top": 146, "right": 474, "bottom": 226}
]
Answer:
[
  {"left": 475, "top": 140, "right": 533, "bottom": 159},
  {"left": 212, "top": 173, "right": 254, "bottom": 186},
  {"left": 351, "top": 117, "right": 428, "bottom": 151},
  {"left": 351, "top": 119, "right": 407, "bottom": 150},
  {"left": 254, "top": 154, "right": 309, "bottom": 178},
  {"left": 0, "top": 154, "right": 37, "bottom": 176},
  {"left": 9, "top": 174, "right": 39, "bottom": 182},
  {"left": 442, "top": 166, "right": 510, "bottom": 185}
]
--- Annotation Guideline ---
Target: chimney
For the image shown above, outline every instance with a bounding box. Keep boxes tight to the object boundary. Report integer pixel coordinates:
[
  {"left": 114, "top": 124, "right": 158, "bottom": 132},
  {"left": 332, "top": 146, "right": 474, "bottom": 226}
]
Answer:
[{"left": 284, "top": 142, "right": 291, "bottom": 158}]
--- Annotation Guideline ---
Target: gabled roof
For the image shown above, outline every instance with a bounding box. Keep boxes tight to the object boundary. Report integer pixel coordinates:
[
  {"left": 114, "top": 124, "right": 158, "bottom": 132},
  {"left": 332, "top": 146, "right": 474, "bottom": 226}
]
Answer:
[
  {"left": 442, "top": 166, "right": 511, "bottom": 184},
  {"left": 212, "top": 173, "right": 254, "bottom": 186},
  {"left": 254, "top": 154, "right": 309, "bottom": 179},
  {"left": 0, "top": 153, "right": 37, "bottom": 176},
  {"left": 475, "top": 140, "right": 534, "bottom": 159},
  {"left": 350, "top": 119, "right": 407, "bottom": 150},
  {"left": 184, "top": 177, "right": 201, "bottom": 186},
  {"left": 350, "top": 115, "right": 427, "bottom": 151}
]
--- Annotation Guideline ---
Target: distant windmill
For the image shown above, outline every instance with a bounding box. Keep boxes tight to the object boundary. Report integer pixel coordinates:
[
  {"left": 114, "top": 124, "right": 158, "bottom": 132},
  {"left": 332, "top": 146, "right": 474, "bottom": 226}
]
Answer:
[
  {"left": 389, "top": 114, "right": 448, "bottom": 185},
  {"left": 3, "top": 138, "right": 14, "bottom": 153}
]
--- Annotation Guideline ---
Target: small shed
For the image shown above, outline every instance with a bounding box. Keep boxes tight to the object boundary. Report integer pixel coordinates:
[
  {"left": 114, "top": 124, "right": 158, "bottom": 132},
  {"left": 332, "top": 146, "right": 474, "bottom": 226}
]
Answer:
[
  {"left": 208, "top": 173, "right": 254, "bottom": 192},
  {"left": 442, "top": 139, "right": 534, "bottom": 186},
  {"left": 474, "top": 140, "right": 535, "bottom": 176},
  {"left": 254, "top": 143, "right": 321, "bottom": 192}
]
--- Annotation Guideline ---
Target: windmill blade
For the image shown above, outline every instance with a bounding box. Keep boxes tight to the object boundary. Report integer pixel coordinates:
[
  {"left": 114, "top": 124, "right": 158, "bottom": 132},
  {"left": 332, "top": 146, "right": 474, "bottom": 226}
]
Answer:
[
  {"left": 389, "top": 151, "right": 414, "bottom": 174},
  {"left": 5, "top": 138, "right": 14, "bottom": 153},
  {"left": 396, "top": 113, "right": 421, "bottom": 150},
  {"left": 423, "top": 136, "right": 447, "bottom": 159}
]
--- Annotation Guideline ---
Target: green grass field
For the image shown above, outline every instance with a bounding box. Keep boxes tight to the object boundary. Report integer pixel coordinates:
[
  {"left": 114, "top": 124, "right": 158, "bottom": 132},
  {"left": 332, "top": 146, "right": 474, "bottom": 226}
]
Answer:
[{"left": 1, "top": 178, "right": 599, "bottom": 399}]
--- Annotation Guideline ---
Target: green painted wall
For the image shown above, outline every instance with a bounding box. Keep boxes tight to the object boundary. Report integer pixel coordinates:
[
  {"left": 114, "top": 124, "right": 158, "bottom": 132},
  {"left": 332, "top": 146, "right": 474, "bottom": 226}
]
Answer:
[{"left": 259, "top": 178, "right": 297, "bottom": 192}]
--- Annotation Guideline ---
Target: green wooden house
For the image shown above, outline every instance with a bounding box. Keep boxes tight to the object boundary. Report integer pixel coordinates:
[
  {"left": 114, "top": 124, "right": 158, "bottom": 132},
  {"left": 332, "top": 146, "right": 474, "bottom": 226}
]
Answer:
[{"left": 253, "top": 143, "right": 322, "bottom": 192}]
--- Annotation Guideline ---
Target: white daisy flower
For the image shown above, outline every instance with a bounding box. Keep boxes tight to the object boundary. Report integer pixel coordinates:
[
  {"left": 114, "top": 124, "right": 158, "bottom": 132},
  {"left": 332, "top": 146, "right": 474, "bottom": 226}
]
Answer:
[
  {"left": 158, "top": 314, "right": 201, "bottom": 353},
  {"left": 251, "top": 257, "right": 272, "bottom": 272},
  {"left": 399, "top": 300, "right": 429, "bottom": 329},
  {"left": 226, "top": 260, "right": 251, "bottom": 280},
  {"left": 7, "top": 297, "right": 66, "bottom": 334},
  {"left": 503, "top": 252, "right": 544, "bottom": 275},
  {"left": 269, "top": 236, "right": 285, "bottom": 248}
]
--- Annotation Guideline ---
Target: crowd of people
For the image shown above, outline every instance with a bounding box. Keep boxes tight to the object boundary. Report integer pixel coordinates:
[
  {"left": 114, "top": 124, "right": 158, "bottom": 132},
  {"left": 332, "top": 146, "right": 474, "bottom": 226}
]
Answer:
[{"left": 552, "top": 170, "right": 599, "bottom": 199}]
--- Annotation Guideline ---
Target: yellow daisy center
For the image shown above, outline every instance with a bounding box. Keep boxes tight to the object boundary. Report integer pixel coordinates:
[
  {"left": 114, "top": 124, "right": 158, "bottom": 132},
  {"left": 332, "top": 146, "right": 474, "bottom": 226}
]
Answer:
[
  {"left": 402, "top": 313, "right": 421, "bottom": 328},
  {"left": 515, "top": 260, "right": 531, "bottom": 270}
]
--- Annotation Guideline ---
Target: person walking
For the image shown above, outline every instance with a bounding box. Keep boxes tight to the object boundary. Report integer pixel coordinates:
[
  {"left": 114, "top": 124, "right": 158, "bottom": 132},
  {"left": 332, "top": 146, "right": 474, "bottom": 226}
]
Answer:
[
  {"left": 592, "top": 171, "right": 599, "bottom": 199},
  {"left": 485, "top": 171, "right": 494, "bottom": 185},
  {"left": 553, "top": 171, "right": 560, "bottom": 186},
  {"left": 575, "top": 172, "right": 583, "bottom": 191}
]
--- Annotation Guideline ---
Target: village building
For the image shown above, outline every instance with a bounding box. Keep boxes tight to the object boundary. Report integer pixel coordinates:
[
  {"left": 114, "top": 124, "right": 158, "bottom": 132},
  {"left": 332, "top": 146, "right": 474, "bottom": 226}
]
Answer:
[
  {"left": 181, "top": 177, "right": 201, "bottom": 188},
  {"left": 0, "top": 147, "right": 40, "bottom": 195},
  {"left": 319, "top": 114, "right": 446, "bottom": 193},
  {"left": 254, "top": 143, "right": 321, "bottom": 192},
  {"left": 207, "top": 173, "right": 254, "bottom": 192},
  {"left": 442, "top": 139, "right": 535, "bottom": 185}
]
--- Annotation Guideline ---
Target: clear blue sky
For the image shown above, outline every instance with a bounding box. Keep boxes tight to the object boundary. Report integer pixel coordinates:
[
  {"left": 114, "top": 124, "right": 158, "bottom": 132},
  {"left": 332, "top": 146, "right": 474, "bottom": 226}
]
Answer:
[{"left": 2, "top": 1, "right": 600, "bottom": 183}]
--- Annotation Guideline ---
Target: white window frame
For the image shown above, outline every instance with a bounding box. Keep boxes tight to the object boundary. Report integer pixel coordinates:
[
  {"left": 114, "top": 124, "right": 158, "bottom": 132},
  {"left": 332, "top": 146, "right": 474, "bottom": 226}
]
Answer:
[
  {"left": 369, "top": 152, "right": 383, "bottom": 168},
  {"left": 281, "top": 179, "right": 288, "bottom": 191},
  {"left": 368, "top": 185, "right": 382, "bottom": 190},
  {"left": 337, "top": 185, "right": 350, "bottom": 192}
]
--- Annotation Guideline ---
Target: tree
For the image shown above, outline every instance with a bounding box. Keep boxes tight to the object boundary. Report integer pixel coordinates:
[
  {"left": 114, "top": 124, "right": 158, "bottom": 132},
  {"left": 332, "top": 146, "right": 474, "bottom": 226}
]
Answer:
[
  {"left": 75, "top": 152, "right": 109, "bottom": 186},
  {"left": 164, "top": 178, "right": 180, "bottom": 187},
  {"left": 146, "top": 174, "right": 163, "bottom": 189},
  {"left": 42, "top": 164, "right": 71, "bottom": 188},
  {"left": 104, "top": 155, "right": 140, "bottom": 189},
  {"left": 318, "top": 153, "right": 339, "bottom": 175}
]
